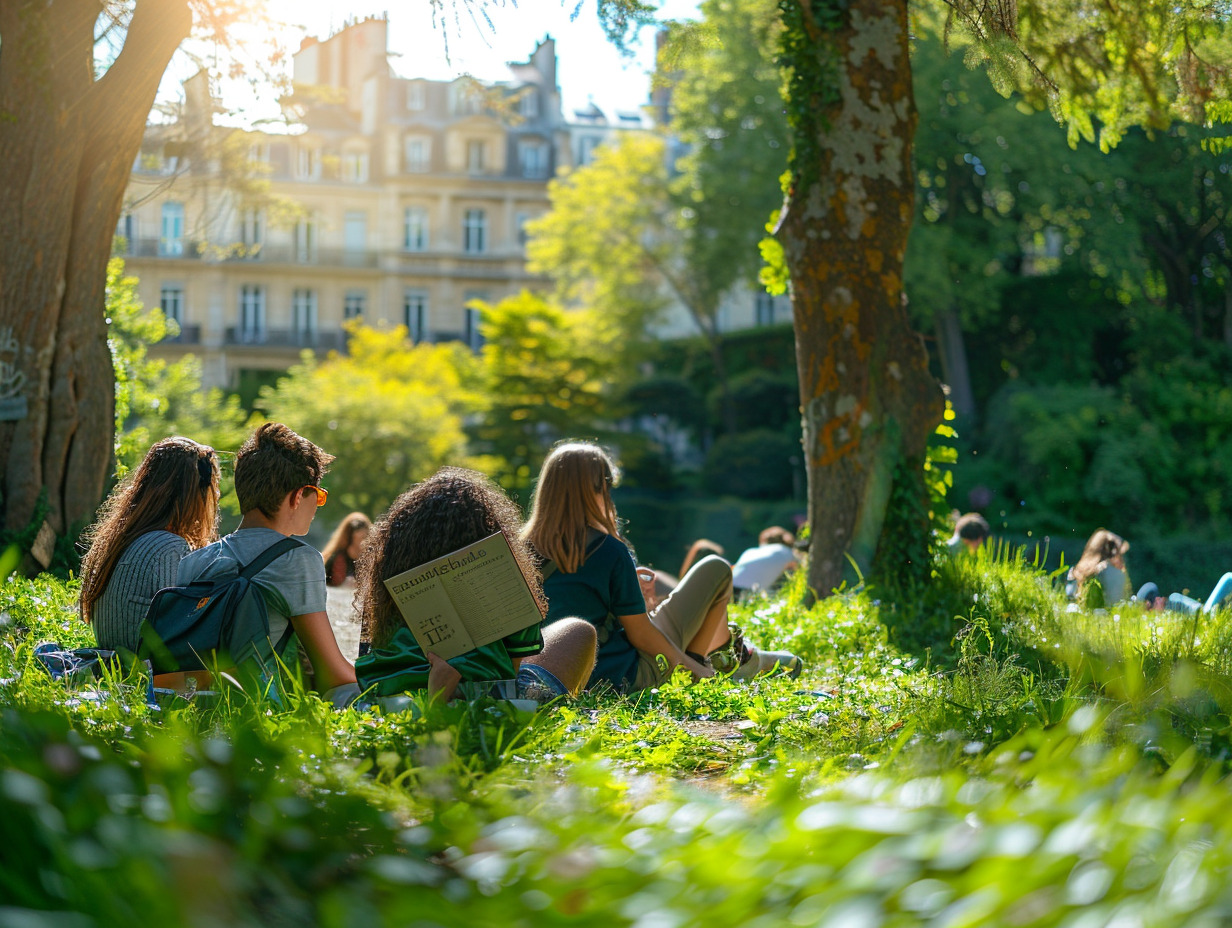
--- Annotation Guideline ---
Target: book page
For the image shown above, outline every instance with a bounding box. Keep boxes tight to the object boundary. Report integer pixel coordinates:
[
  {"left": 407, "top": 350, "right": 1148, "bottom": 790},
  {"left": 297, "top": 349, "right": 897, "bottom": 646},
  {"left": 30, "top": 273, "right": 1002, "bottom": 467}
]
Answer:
[
  {"left": 440, "top": 532, "right": 542, "bottom": 648},
  {"left": 384, "top": 563, "right": 476, "bottom": 661}
]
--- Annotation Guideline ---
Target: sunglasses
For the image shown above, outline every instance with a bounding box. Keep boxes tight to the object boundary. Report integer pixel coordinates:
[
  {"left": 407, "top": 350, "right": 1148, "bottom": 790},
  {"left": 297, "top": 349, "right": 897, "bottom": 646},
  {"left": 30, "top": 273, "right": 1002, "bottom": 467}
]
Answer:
[{"left": 302, "top": 485, "right": 328, "bottom": 507}]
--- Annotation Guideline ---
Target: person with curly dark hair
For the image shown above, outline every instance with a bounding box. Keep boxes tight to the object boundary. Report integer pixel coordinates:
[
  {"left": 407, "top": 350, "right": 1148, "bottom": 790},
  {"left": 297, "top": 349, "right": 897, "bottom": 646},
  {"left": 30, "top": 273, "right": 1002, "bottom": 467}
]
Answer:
[
  {"left": 79, "top": 437, "right": 220, "bottom": 653},
  {"left": 354, "top": 467, "right": 596, "bottom": 702}
]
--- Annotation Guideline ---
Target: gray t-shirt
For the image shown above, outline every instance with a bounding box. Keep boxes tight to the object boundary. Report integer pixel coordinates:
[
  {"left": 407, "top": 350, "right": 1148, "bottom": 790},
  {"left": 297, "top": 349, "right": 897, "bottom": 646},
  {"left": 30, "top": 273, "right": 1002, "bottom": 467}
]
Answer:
[
  {"left": 177, "top": 528, "right": 327, "bottom": 651},
  {"left": 92, "top": 530, "right": 190, "bottom": 653}
]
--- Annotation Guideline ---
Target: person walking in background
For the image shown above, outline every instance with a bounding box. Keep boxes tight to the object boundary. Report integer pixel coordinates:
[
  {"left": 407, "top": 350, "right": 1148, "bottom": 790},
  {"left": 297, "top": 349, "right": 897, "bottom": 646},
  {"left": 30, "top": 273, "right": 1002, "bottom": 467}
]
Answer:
[
  {"left": 731, "top": 526, "right": 800, "bottom": 595},
  {"left": 523, "top": 441, "right": 802, "bottom": 693},
  {"left": 947, "top": 512, "right": 990, "bottom": 556},
  {"left": 321, "top": 512, "right": 372, "bottom": 587},
  {"left": 353, "top": 468, "right": 596, "bottom": 703},
  {"left": 79, "top": 437, "right": 220, "bottom": 653}
]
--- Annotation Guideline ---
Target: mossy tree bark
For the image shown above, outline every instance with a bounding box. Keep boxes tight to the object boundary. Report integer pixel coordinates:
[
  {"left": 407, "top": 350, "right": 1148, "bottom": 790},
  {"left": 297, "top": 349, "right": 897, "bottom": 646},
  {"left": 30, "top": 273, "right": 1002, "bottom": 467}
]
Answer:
[
  {"left": 777, "top": 0, "right": 944, "bottom": 595},
  {"left": 0, "top": 0, "right": 192, "bottom": 545}
]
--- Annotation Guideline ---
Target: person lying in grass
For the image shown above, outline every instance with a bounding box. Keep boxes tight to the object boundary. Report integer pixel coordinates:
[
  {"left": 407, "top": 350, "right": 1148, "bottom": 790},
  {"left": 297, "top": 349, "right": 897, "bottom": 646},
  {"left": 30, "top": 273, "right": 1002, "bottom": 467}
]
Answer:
[
  {"left": 522, "top": 440, "right": 802, "bottom": 695},
  {"left": 353, "top": 468, "right": 596, "bottom": 703},
  {"left": 79, "top": 437, "right": 221, "bottom": 653}
]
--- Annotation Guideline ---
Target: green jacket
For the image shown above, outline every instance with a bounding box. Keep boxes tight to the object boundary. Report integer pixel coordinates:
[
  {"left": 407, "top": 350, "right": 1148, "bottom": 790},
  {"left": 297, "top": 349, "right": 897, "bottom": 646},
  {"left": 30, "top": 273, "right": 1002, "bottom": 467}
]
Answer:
[{"left": 355, "top": 623, "right": 544, "bottom": 696}]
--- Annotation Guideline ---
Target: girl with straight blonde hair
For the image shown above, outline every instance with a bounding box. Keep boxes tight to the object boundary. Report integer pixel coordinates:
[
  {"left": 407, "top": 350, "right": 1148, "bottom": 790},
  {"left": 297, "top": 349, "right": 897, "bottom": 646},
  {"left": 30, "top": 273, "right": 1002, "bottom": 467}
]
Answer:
[
  {"left": 523, "top": 441, "right": 801, "bottom": 693},
  {"left": 79, "top": 436, "right": 221, "bottom": 652}
]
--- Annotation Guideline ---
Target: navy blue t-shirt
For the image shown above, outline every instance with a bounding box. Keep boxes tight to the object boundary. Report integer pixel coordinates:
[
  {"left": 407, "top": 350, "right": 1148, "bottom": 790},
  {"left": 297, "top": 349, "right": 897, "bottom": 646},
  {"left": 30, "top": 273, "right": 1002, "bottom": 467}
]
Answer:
[{"left": 542, "top": 533, "right": 646, "bottom": 690}]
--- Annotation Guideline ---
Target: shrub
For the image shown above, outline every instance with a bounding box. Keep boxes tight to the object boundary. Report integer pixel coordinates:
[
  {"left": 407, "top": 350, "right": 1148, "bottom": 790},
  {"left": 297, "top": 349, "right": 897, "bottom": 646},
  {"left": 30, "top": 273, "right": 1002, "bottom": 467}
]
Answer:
[{"left": 701, "top": 429, "right": 801, "bottom": 499}]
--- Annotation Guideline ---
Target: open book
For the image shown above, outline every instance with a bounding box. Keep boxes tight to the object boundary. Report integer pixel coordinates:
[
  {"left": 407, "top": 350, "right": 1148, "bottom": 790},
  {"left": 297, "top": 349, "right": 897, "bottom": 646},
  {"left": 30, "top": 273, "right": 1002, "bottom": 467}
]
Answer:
[{"left": 382, "top": 531, "right": 544, "bottom": 661}]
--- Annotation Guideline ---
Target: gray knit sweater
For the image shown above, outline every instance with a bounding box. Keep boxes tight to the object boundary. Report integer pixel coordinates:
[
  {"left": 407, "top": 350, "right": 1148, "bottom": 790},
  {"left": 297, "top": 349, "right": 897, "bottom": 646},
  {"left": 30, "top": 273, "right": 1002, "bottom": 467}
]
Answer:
[{"left": 91, "top": 530, "right": 190, "bottom": 653}]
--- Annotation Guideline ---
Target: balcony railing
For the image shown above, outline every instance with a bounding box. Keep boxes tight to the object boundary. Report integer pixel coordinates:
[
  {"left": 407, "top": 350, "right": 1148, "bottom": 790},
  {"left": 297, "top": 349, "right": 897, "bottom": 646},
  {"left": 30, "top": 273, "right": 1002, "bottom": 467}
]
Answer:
[
  {"left": 223, "top": 328, "right": 346, "bottom": 350},
  {"left": 161, "top": 324, "right": 202, "bottom": 345},
  {"left": 125, "top": 238, "right": 203, "bottom": 259},
  {"left": 223, "top": 245, "right": 379, "bottom": 268}
]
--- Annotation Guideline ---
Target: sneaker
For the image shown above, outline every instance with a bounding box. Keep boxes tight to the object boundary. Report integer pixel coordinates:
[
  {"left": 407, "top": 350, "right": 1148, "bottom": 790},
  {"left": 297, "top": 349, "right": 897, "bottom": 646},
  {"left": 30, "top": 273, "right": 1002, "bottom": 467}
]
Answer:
[{"left": 711, "top": 623, "right": 803, "bottom": 681}]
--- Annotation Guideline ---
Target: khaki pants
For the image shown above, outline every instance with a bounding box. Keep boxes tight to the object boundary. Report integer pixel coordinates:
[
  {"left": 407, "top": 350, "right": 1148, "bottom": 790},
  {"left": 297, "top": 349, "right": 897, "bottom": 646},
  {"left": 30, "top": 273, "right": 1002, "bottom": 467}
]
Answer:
[{"left": 632, "top": 555, "right": 732, "bottom": 691}]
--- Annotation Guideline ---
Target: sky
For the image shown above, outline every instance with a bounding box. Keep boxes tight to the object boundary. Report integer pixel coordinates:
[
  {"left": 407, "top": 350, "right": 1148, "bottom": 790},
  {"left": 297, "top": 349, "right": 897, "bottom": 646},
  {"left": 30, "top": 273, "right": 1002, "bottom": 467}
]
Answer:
[{"left": 160, "top": 0, "right": 700, "bottom": 128}]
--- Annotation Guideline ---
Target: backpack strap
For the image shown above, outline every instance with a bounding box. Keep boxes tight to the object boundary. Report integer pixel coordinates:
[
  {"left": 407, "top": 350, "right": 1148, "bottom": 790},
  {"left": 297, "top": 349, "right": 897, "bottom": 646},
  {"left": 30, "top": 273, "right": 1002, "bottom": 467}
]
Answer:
[
  {"left": 238, "top": 536, "right": 304, "bottom": 580},
  {"left": 237, "top": 536, "right": 306, "bottom": 657}
]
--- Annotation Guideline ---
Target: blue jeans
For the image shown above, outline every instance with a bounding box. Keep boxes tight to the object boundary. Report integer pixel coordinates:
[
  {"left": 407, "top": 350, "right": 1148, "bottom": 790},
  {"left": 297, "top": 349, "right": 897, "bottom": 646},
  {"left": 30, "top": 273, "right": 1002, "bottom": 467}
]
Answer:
[{"left": 1139, "top": 572, "right": 1232, "bottom": 615}]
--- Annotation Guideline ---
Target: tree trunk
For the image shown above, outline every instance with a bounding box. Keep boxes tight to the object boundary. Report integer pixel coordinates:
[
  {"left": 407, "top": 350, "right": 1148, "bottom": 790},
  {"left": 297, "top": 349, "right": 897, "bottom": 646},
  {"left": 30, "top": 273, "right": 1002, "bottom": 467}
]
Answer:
[
  {"left": 0, "top": 0, "right": 192, "bottom": 550},
  {"left": 934, "top": 307, "right": 976, "bottom": 422},
  {"left": 777, "top": 0, "right": 944, "bottom": 594}
]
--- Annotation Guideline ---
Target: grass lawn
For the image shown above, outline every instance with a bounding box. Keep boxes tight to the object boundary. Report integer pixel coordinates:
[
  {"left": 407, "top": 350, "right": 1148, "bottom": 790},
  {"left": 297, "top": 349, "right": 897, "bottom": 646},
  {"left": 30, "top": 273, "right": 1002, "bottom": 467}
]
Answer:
[{"left": 4, "top": 550, "right": 1232, "bottom": 925}]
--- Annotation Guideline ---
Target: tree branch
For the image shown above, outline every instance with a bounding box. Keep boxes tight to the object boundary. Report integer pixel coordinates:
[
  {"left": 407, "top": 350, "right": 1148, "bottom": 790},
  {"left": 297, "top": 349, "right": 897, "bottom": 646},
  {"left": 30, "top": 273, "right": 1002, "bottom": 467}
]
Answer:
[{"left": 88, "top": 0, "right": 193, "bottom": 127}]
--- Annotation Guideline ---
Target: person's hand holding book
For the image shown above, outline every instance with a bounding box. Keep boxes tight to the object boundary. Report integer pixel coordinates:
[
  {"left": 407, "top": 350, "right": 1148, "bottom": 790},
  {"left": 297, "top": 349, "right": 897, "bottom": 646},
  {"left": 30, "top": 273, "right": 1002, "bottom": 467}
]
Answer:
[{"left": 426, "top": 652, "right": 462, "bottom": 702}]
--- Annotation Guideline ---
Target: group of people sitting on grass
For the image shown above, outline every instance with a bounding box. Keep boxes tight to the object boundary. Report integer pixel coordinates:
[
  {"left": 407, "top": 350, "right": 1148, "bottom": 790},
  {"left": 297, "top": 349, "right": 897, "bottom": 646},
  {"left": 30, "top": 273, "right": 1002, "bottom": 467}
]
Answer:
[
  {"left": 944, "top": 510, "right": 1232, "bottom": 616},
  {"left": 76, "top": 423, "right": 803, "bottom": 709}
]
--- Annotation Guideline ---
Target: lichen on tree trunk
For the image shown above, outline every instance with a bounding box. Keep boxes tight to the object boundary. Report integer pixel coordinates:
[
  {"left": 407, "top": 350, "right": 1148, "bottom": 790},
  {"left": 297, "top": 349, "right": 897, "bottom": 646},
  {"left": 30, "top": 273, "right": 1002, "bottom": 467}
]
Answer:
[{"left": 777, "top": 0, "right": 944, "bottom": 595}]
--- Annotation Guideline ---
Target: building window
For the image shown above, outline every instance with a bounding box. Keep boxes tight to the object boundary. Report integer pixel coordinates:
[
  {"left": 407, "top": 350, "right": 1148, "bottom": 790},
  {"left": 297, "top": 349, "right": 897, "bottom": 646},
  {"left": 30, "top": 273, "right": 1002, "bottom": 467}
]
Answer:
[
  {"left": 292, "top": 288, "right": 317, "bottom": 338},
  {"left": 159, "top": 202, "right": 184, "bottom": 256},
  {"left": 464, "top": 303, "right": 485, "bottom": 352},
  {"left": 240, "top": 208, "right": 262, "bottom": 255},
  {"left": 404, "top": 136, "right": 430, "bottom": 173},
  {"left": 578, "top": 135, "right": 601, "bottom": 166},
  {"left": 239, "top": 285, "right": 265, "bottom": 342},
  {"left": 516, "top": 212, "right": 532, "bottom": 248},
  {"left": 466, "top": 140, "right": 486, "bottom": 174},
  {"left": 404, "top": 289, "right": 428, "bottom": 342},
  {"left": 519, "top": 89, "right": 539, "bottom": 118},
  {"left": 519, "top": 140, "right": 548, "bottom": 179},
  {"left": 404, "top": 207, "right": 429, "bottom": 252},
  {"left": 344, "top": 290, "right": 366, "bottom": 320},
  {"left": 296, "top": 145, "right": 319, "bottom": 180},
  {"left": 755, "top": 291, "right": 776, "bottom": 326},
  {"left": 342, "top": 150, "right": 369, "bottom": 184},
  {"left": 160, "top": 285, "right": 184, "bottom": 325},
  {"left": 294, "top": 217, "right": 317, "bottom": 263},
  {"left": 407, "top": 82, "right": 426, "bottom": 111},
  {"left": 116, "top": 213, "right": 135, "bottom": 253},
  {"left": 344, "top": 211, "right": 367, "bottom": 260},
  {"left": 462, "top": 209, "right": 487, "bottom": 254},
  {"left": 453, "top": 83, "right": 482, "bottom": 115}
]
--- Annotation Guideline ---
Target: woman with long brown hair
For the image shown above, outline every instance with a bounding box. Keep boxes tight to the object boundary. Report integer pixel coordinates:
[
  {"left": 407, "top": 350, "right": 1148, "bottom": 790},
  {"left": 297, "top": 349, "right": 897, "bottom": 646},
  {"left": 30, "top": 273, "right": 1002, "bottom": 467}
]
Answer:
[
  {"left": 320, "top": 511, "right": 372, "bottom": 586},
  {"left": 353, "top": 467, "right": 596, "bottom": 702},
  {"left": 79, "top": 437, "right": 220, "bottom": 653},
  {"left": 1066, "top": 528, "right": 1131, "bottom": 604},
  {"left": 522, "top": 441, "right": 802, "bottom": 694}
]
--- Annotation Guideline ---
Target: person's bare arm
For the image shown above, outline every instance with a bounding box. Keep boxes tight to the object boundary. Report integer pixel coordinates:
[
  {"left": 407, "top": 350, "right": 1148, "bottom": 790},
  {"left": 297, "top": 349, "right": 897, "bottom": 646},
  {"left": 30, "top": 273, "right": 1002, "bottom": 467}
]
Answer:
[
  {"left": 289, "top": 611, "right": 356, "bottom": 691},
  {"left": 617, "top": 612, "right": 713, "bottom": 681}
]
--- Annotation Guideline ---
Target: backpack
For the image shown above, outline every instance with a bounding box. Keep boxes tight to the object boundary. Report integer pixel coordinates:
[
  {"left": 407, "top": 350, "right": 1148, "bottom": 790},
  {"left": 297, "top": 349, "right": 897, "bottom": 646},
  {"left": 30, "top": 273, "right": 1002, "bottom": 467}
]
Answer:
[{"left": 137, "top": 536, "right": 304, "bottom": 676}]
